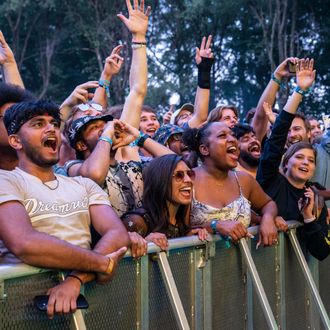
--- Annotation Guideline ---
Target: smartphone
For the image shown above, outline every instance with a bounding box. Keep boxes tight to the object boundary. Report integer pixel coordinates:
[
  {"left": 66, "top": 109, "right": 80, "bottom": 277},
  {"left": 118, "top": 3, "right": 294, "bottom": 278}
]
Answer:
[
  {"left": 34, "top": 294, "right": 89, "bottom": 311},
  {"left": 287, "top": 61, "right": 296, "bottom": 73}
]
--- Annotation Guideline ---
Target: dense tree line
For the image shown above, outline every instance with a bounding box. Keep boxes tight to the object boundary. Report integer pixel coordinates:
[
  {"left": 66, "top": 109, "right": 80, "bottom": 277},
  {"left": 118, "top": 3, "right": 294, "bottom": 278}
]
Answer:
[{"left": 0, "top": 0, "right": 329, "bottom": 118}]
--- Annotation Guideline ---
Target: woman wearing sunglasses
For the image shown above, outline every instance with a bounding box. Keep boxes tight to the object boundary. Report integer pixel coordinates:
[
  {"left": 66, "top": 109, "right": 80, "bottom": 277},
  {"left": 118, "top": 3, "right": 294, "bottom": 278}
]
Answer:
[
  {"left": 122, "top": 154, "right": 208, "bottom": 250},
  {"left": 183, "top": 121, "right": 278, "bottom": 245}
]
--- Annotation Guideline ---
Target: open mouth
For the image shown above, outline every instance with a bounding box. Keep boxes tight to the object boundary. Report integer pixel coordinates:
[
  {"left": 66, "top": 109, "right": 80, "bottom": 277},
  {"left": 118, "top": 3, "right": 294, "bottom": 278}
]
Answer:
[
  {"left": 227, "top": 145, "right": 237, "bottom": 154},
  {"left": 289, "top": 138, "right": 301, "bottom": 144},
  {"left": 248, "top": 143, "right": 261, "bottom": 156},
  {"left": 179, "top": 186, "right": 192, "bottom": 197},
  {"left": 298, "top": 167, "right": 309, "bottom": 173},
  {"left": 146, "top": 128, "right": 156, "bottom": 134},
  {"left": 43, "top": 137, "right": 58, "bottom": 151}
]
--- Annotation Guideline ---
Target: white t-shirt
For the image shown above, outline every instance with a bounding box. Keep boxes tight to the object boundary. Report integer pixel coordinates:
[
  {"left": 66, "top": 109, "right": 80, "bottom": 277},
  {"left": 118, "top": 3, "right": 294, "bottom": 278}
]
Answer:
[{"left": 0, "top": 167, "right": 110, "bottom": 263}]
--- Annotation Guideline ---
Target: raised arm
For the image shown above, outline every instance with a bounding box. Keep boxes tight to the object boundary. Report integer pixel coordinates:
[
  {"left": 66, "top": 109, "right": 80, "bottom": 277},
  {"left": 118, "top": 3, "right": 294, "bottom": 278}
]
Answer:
[
  {"left": 256, "top": 58, "right": 316, "bottom": 186},
  {"left": 69, "top": 120, "right": 118, "bottom": 184},
  {"left": 117, "top": 0, "right": 150, "bottom": 128},
  {"left": 252, "top": 57, "right": 298, "bottom": 142},
  {"left": 112, "top": 120, "right": 175, "bottom": 157},
  {"left": 188, "top": 35, "right": 214, "bottom": 128},
  {"left": 92, "top": 45, "right": 124, "bottom": 107},
  {"left": 0, "top": 31, "right": 24, "bottom": 87},
  {"left": 60, "top": 81, "right": 99, "bottom": 122}
]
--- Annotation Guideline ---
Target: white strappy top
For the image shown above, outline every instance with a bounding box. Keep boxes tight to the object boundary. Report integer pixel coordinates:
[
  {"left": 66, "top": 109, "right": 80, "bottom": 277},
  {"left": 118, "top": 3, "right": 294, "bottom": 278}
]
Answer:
[{"left": 190, "top": 172, "right": 251, "bottom": 227}]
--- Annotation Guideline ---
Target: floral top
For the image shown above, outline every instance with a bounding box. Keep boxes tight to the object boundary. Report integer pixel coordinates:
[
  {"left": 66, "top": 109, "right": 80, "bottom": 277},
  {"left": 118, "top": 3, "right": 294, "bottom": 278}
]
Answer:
[{"left": 190, "top": 171, "right": 251, "bottom": 227}]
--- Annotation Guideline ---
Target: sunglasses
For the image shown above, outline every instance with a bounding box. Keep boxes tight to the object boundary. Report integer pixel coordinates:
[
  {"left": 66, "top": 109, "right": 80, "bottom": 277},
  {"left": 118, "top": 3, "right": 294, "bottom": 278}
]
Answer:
[
  {"left": 172, "top": 169, "right": 195, "bottom": 182},
  {"left": 77, "top": 103, "right": 103, "bottom": 112}
]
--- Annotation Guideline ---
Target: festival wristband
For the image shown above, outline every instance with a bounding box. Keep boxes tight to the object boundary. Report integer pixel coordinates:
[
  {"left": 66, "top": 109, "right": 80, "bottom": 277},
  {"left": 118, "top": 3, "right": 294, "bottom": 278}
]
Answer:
[{"left": 98, "top": 136, "right": 113, "bottom": 145}]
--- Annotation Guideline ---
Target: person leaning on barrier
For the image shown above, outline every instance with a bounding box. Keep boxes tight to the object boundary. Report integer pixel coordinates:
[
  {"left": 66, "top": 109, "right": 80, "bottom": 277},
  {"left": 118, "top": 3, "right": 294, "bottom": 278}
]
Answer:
[
  {"left": 0, "top": 100, "right": 130, "bottom": 318},
  {"left": 66, "top": 116, "right": 174, "bottom": 258},
  {"left": 182, "top": 121, "right": 278, "bottom": 246},
  {"left": 257, "top": 59, "right": 330, "bottom": 260},
  {"left": 122, "top": 154, "right": 209, "bottom": 251}
]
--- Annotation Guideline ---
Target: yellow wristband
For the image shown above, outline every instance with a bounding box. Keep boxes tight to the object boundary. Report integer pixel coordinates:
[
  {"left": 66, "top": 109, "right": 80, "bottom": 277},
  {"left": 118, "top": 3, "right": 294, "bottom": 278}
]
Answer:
[{"left": 105, "top": 256, "right": 114, "bottom": 274}]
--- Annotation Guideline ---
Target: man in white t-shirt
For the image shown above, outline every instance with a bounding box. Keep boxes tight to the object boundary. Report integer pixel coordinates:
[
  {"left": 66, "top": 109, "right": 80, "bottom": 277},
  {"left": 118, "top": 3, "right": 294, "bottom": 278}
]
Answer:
[{"left": 0, "top": 100, "right": 130, "bottom": 318}]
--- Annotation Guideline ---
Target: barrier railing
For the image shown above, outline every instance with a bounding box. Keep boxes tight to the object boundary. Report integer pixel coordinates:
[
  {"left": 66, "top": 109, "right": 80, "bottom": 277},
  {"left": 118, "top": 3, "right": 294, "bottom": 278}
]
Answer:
[{"left": 1, "top": 221, "right": 330, "bottom": 330}]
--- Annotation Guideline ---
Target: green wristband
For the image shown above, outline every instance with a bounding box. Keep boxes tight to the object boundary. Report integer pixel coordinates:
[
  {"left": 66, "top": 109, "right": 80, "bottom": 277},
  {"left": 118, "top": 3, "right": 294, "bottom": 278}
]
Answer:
[
  {"left": 271, "top": 73, "right": 284, "bottom": 89},
  {"left": 98, "top": 136, "right": 113, "bottom": 145}
]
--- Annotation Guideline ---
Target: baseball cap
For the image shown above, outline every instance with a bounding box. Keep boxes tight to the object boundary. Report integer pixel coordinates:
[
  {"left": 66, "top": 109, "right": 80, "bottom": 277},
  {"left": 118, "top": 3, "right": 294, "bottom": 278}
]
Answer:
[
  {"left": 170, "top": 103, "right": 194, "bottom": 125},
  {"left": 67, "top": 114, "right": 113, "bottom": 148},
  {"left": 153, "top": 124, "right": 184, "bottom": 146}
]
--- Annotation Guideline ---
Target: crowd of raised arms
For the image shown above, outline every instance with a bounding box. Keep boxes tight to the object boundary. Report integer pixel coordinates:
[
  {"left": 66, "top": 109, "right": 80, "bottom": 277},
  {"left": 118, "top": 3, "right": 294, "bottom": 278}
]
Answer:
[{"left": 1, "top": 0, "right": 330, "bottom": 319}]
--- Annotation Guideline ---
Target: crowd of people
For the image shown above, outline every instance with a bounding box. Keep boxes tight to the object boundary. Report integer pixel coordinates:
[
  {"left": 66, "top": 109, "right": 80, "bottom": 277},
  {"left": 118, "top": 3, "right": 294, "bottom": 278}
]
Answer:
[{"left": 0, "top": 0, "right": 330, "bottom": 319}]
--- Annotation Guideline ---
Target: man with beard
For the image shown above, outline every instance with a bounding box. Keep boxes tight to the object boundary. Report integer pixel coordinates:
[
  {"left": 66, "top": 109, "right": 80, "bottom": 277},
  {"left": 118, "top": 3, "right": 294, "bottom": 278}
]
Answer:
[
  {"left": 232, "top": 124, "right": 261, "bottom": 178},
  {"left": 286, "top": 112, "right": 311, "bottom": 148},
  {"left": 0, "top": 100, "right": 129, "bottom": 318}
]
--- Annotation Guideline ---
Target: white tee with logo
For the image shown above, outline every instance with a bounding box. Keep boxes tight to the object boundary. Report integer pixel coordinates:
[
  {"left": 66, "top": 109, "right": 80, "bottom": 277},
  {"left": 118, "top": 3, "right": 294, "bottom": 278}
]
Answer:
[{"left": 0, "top": 167, "right": 110, "bottom": 263}]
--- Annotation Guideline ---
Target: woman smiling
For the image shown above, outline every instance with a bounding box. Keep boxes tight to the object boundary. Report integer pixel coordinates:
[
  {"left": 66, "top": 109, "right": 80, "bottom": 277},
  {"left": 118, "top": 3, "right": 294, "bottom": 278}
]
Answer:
[
  {"left": 257, "top": 59, "right": 330, "bottom": 260},
  {"left": 183, "top": 121, "right": 278, "bottom": 245},
  {"left": 122, "top": 154, "right": 208, "bottom": 250}
]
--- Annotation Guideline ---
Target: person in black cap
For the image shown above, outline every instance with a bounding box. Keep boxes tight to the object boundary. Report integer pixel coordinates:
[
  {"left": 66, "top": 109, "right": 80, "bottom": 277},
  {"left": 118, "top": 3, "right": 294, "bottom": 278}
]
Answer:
[
  {"left": 65, "top": 114, "right": 173, "bottom": 217},
  {"left": 0, "top": 99, "right": 129, "bottom": 318}
]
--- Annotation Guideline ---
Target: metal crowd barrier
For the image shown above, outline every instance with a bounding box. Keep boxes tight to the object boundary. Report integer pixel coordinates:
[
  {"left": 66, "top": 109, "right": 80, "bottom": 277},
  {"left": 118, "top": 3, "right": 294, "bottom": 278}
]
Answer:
[{"left": 1, "top": 221, "right": 330, "bottom": 330}]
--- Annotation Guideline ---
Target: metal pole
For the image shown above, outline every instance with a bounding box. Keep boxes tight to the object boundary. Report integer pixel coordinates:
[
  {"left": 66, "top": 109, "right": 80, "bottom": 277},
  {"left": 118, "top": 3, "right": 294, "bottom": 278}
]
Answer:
[
  {"left": 157, "top": 252, "right": 190, "bottom": 330},
  {"left": 288, "top": 230, "right": 330, "bottom": 329},
  {"left": 239, "top": 238, "right": 278, "bottom": 330}
]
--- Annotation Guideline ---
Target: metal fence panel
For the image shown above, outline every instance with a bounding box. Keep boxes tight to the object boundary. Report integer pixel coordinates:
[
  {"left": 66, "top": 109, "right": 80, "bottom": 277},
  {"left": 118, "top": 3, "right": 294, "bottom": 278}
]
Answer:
[
  {"left": 283, "top": 235, "right": 309, "bottom": 330},
  {"left": 83, "top": 257, "right": 137, "bottom": 330},
  {"left": 148, "top": 254, "right": 180, "bottom": 330},
  {"left": 1, "top": 229, "right": 330, "bottom": 330},
  {"left": 211, "top": 242, "right": 247, "bottom": 329},
  {"left": 0, "top": 272, "right": 72, "bottom": 330},
  {"left": 250, "top": 238, "right": 277, "bottom": 329}
]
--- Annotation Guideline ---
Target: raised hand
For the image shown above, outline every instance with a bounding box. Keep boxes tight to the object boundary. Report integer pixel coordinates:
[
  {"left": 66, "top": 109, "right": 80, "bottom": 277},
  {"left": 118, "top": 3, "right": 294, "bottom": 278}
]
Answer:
[
  {"left": 117, "top": 0, "right": 151, "bottom": 41},
  {"left": 162, "top": 105, "right": 174, "bottom": 124},
  {"left": 111, "top": 120, "right": 140, "bottom": 150},
  {"left": 195, "top": 35, "right": 213, "bottom": 65},
  {"left": 60, "top": 81, "right": 98, "bottom": 108},
  {"left": 102, "top": 45, "right": 124, "bottom": 79},
  {"left": 262, "top": 101, "right": 276, "bottom": 125},
  {"left": 296, "top": 58, "right": 316, "bottom": 91},
  {"left": 0, "top": 31, "right": 15, "bottom": 66},
  {"left": 273, "top": 57, "right": 299, "bottom": 80}
]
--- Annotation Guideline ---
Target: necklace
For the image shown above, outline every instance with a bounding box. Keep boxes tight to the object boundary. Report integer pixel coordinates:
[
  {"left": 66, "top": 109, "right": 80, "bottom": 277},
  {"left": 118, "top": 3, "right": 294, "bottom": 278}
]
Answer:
[
  {"left": 215, "top": 182, "right": 224, "bottom": 187},
  {"left": 42, "top": 176, "right": 59, "bottom": 190}
]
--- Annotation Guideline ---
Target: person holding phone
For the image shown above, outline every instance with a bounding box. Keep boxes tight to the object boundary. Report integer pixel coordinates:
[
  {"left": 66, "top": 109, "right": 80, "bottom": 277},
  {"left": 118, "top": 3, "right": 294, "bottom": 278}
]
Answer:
[{"left": 257, "top": 59, "right": 330, "bottom": 260}]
